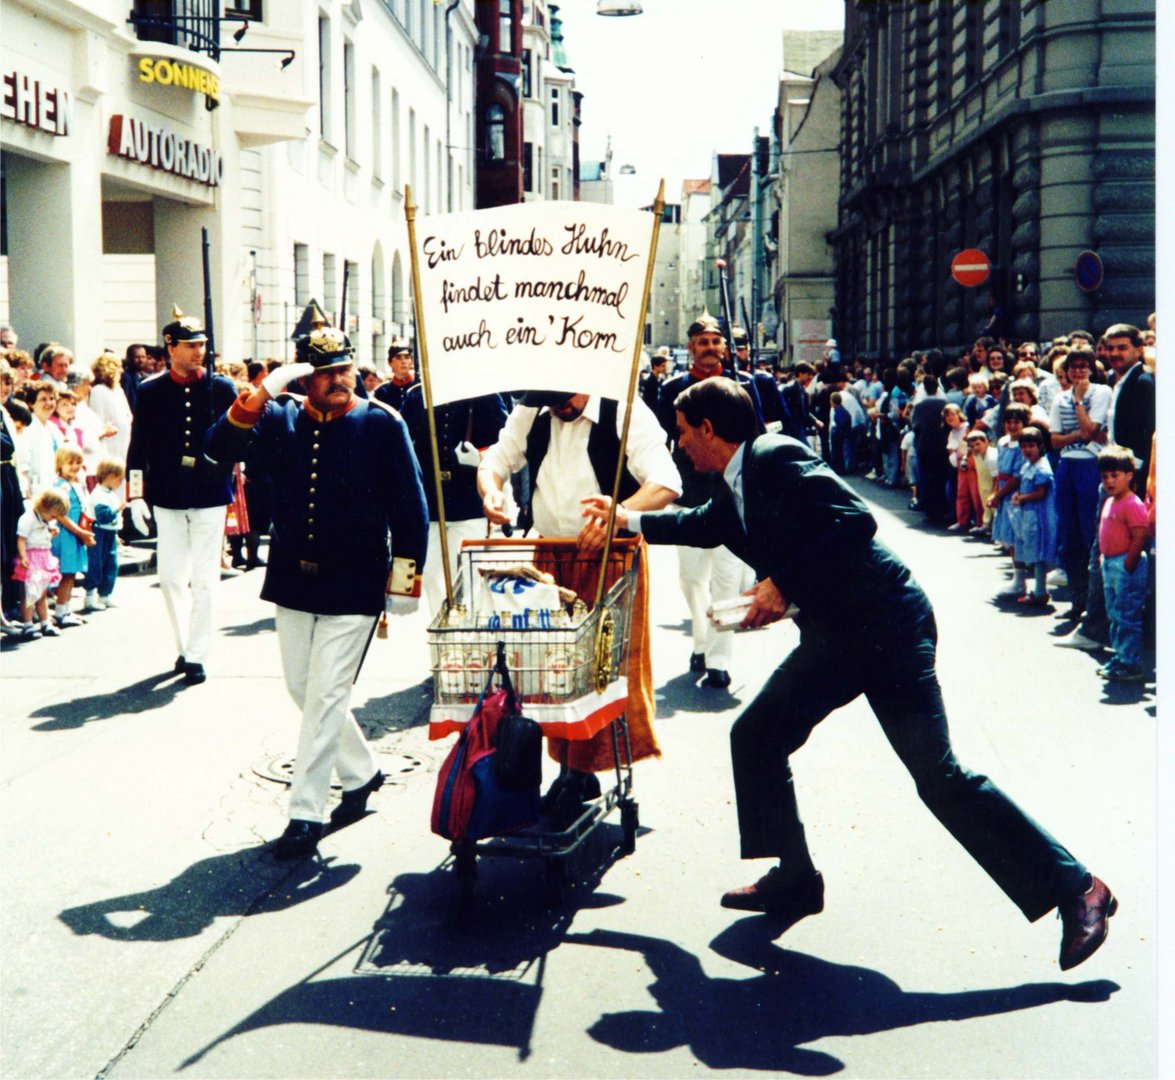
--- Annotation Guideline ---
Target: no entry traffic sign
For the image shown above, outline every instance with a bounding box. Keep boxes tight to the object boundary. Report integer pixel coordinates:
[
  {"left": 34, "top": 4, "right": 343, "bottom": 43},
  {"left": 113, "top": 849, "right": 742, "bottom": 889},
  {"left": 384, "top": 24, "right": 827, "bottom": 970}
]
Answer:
[{"left": 951, "top": 248, "right": 991, "bottom": 287}]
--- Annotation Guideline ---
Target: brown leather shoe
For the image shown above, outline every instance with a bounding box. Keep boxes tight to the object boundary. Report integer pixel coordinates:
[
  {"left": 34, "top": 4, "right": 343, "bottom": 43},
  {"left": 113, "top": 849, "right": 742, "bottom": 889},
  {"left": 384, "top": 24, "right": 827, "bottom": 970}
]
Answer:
[
  {"left": 721, "top": 867, "right": 824, "bottom": 919},
  {"left": 1058, "top": 876, "right": 1118, "bottom": 971}
]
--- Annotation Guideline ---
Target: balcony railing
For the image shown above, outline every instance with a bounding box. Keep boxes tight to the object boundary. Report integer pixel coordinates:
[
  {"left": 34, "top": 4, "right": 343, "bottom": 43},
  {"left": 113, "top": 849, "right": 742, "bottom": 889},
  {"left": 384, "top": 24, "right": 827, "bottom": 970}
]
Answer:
[{"left": 128, "top": 0, "right": 224, "bottom": 61}]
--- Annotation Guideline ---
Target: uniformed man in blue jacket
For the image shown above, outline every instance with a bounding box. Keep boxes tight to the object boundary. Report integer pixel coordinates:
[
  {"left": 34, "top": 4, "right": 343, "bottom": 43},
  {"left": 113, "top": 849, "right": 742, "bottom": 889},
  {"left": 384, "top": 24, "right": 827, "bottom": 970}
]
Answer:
[
  {"left": 206, "top": 326, "right": 429, "bottom": 859},
  {"left": 126, "top": 309, "right": 237, "bottom": 685}
]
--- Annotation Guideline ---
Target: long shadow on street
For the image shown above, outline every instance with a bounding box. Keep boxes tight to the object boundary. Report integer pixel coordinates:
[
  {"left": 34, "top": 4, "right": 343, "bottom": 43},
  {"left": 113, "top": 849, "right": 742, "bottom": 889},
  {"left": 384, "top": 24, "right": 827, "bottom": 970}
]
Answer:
[
  {"left": 180, "top": 822, "right": 632, "bottom": 1067},
  {"left": 28, "top": 670, "right": 190, "bottom": 731},
  {"left": 567, "top": 921, "right": 1119, "bottom": 1075},
  {"left": 58, "top": 849, "right": 360, "bottom": 941}
]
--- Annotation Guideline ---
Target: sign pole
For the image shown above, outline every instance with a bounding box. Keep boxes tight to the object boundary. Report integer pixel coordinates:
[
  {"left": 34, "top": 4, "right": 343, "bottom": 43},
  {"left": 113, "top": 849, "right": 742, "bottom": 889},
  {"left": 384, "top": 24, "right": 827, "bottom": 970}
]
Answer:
[
  {"left": 404, "top": 185, "right": 455, "bottom": 609},
  {"left": 592, "top": 179, "right": 666, "bottom": 613}
]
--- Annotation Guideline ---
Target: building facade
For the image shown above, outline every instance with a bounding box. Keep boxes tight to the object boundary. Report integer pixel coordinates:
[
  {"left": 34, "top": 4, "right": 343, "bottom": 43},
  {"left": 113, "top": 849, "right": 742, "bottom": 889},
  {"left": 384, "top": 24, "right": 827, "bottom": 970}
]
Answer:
[
  {"left": 1, "top": 0, "right": 478, "bottom": 369},
  {"left": 830, "top": 0, "right": 1155, "bottom": 361},
  {"left": 771, "top": 32, "right": 842, "bottom": 365}
]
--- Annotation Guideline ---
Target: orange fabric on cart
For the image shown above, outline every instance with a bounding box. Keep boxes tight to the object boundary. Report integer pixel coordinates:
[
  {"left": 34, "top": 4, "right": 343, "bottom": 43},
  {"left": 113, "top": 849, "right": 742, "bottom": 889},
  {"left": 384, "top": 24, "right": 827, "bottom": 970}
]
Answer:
[
  {"left": 536, "top": 537, "right": 660, "bottom": 773},
  {"left": 428, "top": 690, "right": 627, "bottom": 741}
]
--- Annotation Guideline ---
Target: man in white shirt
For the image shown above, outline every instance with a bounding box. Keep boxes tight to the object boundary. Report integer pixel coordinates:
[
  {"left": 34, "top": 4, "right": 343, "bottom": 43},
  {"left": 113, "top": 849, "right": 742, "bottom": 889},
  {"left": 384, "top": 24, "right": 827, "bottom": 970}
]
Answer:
[{"left": 478, "top": 390, "right": 681, "bottom": 810}]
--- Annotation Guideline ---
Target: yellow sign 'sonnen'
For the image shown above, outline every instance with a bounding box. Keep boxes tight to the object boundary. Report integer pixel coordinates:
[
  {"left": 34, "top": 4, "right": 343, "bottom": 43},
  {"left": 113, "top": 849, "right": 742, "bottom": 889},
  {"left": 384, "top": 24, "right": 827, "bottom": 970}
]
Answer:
[{"left": 138, "top": 57, "right": 220, "bottom": 103}]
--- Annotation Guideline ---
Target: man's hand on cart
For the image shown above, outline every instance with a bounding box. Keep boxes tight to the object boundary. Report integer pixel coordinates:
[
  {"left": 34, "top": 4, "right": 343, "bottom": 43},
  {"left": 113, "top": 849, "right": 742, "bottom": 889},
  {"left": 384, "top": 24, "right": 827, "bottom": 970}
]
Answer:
[
  {"left": 741, "top": 577, "right": 790, "bottom": 628},
  {"left": 577, "top": 512, "right": 608, "bottom": 552},
  {"left": 581, "top": 494, "right": 630, "bottom": 534}
]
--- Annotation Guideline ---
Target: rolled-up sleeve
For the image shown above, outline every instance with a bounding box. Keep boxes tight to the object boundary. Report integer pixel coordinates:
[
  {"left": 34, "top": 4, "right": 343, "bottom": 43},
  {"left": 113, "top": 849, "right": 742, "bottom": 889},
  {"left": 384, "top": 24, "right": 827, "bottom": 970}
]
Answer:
[{"left": 480, "top": 403, "right": 535, "bottom": 483}]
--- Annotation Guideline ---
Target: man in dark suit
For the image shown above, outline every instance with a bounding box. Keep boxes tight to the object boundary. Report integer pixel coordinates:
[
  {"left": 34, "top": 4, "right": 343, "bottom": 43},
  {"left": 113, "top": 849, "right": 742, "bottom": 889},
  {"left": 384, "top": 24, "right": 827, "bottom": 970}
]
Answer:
[
  {"left": 1103, "top": 324, "right": 1154, "bottom": 484},
  {"left": 779, "top": 362, "right": 819, "bottom": 444},
  {"left": 583, "top": 377, "right": 1116, "bottom": 971}
]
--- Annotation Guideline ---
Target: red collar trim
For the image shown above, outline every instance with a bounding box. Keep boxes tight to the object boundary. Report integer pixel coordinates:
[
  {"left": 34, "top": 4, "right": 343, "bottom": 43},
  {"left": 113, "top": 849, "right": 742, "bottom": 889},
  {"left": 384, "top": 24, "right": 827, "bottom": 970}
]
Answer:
[
  {"left": 302, "top": 395, "right": 358, "bottom": 423},
  {"left": 689, "top": 364, "right": 725, "bottom": 382},
  {"left": 169, "top": 368, "right": 206, "bottom": 386}
]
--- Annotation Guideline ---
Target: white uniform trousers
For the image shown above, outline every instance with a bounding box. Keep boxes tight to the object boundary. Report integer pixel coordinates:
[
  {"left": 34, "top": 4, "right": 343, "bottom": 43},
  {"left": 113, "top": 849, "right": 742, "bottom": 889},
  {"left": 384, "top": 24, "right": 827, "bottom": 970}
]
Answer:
[
  {"left": 275, "top": 605, "right": 380, "bottom": 823},
  {"left": 423, "top": 518, "right": 489, "bottom": 618},
  {"left": 677, "top": 544, "right": 754, "bottom": 671},
  {"left": 154, "top": 505, "right": 225, "bottom": 666}
]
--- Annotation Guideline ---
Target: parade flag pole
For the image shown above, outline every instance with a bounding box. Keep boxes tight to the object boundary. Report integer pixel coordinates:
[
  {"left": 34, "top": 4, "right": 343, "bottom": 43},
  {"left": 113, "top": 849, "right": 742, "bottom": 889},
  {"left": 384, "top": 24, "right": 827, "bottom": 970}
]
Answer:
[
  {"left": 592, "top": 179, "right": 666, "bottom": 614},
  {"left": 403, "top": 185, "right": 456, "bottom": 609},
  {"left": 201, "top": 226, "right": 215, "bottom": 377}
]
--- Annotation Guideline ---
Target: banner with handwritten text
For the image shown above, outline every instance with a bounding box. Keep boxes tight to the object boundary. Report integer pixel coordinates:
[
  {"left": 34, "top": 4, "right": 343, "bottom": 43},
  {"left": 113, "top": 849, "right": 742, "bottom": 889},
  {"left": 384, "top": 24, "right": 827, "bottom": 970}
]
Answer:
[{"left": 412, "top": 201, "right": 654, "bottom": 406}]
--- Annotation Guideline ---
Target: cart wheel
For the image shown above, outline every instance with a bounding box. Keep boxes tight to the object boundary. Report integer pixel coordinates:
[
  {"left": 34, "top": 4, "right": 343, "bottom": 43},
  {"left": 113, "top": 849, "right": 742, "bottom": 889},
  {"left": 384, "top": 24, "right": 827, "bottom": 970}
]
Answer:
[
  {"left": 453, "top": 842, "right": 477, "bottom": 904},
  {"left": 544, "top": 858, "right": 568, "bottom": 906},
  {"left": 620, "top": 799, "right": 639, "bottom": 855}
]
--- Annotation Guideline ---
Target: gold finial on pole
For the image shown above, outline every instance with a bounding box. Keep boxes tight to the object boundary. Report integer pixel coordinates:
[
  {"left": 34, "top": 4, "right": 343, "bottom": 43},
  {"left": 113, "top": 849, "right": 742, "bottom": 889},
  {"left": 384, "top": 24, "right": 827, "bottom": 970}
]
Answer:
[
  {"left": 404, "top": 184, "right": 456, "bottom": 609},
  {"left": 592, "top": 179, "right": 667, "bottom": 614}
]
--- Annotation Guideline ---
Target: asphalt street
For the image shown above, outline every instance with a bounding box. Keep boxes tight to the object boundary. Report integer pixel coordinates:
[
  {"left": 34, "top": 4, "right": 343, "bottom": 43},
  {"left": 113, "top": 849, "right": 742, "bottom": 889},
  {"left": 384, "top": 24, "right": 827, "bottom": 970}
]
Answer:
[{"left": 0, "top": 479, "right": 1159, "bottom": 1079}]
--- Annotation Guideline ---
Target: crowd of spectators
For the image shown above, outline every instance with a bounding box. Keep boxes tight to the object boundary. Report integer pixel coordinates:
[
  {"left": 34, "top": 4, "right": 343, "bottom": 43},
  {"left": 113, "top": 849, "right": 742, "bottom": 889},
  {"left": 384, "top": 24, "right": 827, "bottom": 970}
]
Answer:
[
  {"left": 3, "top": 315, "right": 1157, "bottom": 684},
  {"left": 716, "top": 321, "right": 1155, "bottom": 681},
  {"left": 0, "top": 329, "right": 286, "bottom": 642}
]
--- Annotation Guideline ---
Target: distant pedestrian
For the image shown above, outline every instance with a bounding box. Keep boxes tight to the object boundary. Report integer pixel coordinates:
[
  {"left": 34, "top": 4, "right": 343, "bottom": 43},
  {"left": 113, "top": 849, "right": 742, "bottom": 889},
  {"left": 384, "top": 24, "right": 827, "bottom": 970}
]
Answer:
[
  {"left": 84, "top": 459, "right": 125, "bottom": 611},
  {"left": 126, "top": 308, "right": 238, "bottom": 685}
]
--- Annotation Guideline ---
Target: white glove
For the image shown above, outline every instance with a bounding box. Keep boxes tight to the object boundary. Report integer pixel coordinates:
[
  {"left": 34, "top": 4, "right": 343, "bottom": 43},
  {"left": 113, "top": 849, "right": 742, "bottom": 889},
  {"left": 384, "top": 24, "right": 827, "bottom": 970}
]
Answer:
[
  {"left": 386, "top": 595, "right": 420, "bottom": 616},
  {"left": 261, "top": 362, "right": 316, "bottom": 398},
  {"left": 127, "top": 499, "right": 152, "bottom": 536}
]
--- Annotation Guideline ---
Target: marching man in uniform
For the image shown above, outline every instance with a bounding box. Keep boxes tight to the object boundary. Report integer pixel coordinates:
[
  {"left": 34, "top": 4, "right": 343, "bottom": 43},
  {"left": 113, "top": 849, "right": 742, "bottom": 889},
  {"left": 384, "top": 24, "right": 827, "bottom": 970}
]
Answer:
[
  {"left": 126, "top": 308, "right": 238, "bottom": 685},
  {"left": 206, "top": 326, "right": 429, "bottom": 859}
]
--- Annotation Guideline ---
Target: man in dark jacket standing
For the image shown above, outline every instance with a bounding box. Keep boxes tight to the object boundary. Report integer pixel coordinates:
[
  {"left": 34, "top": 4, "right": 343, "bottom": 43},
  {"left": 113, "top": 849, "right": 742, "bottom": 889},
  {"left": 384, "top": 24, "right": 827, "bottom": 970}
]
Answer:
[
  {"left": 583, "top": 377, "right": 1116, "bottom": 972},
  {"left": 206, "top": 326, "right": 429, "bottom": 858}
]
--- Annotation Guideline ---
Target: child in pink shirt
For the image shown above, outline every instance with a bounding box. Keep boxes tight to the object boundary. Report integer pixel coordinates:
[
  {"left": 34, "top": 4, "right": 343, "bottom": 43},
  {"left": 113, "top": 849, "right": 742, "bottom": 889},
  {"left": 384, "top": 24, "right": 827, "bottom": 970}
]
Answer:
[{"left": 1096, "top": 446, "right": 1150, "bottom": 681}]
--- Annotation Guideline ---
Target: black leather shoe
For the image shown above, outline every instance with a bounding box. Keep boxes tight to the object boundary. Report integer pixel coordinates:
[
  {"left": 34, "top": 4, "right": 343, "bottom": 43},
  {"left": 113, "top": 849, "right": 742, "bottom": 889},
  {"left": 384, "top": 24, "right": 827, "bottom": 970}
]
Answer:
[
  {"left": 182, "top": 662, "right": 206, "bottom": 685},
  {"left": 722, "top": 867, "right": 824, "bottom": 920},
  {"left": 1059, "top": 876, "right": 1117, "bottom": 970},
  {"left": 703, "top": 668, "right": 732, "bottom": 689},
  {"left": 329, "top": 770, "right": 385, "bottom": 829},
  {"left": 274, "top": 819, "right": 323, "bottom": 859},
  {"left": 174, "top": 655, "right": 187, "bottom": 674},
  {"left": 689, "top": 652, "right": 706, "bottom": 674}
]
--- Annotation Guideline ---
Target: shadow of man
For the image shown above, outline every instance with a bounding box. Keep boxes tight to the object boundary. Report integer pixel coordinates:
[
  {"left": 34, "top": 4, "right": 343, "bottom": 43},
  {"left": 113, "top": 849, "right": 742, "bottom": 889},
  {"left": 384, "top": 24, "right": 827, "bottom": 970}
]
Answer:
[
  {"left": 29, "top": 671, "right": 189, "bottom": 731},
  {"left": 181, "top": 829, "right": 632, "bottom": 1067},
  {"left": 566, "top": 922, "right": 1118, "bottom": 1075},
  {"left": 353, "top": 677, "right": 435, "bottom": 739},
  {"left": 58, "top": 849, "right": 360, "bottom": 942}
]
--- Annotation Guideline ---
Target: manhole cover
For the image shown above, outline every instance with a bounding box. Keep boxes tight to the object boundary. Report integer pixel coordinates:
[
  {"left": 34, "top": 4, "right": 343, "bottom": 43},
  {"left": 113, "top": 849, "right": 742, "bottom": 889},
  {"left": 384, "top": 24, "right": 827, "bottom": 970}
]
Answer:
[{"left": 253, "top": 751, "right": 430, "bottom": 788}]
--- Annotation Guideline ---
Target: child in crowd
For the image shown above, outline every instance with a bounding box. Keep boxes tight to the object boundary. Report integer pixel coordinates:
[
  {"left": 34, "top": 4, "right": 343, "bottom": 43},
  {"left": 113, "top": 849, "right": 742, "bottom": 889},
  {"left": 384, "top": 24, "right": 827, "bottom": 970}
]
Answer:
[
  {"left": 1010, "top": 426, "right": 1057, "bottom": 607},
  {"left": 943, "top": 403, "right": 975, "bottom": 531},
  {"left": 49, "top": 388, "right": 84, "bottom": 456},
  {"left": 85, "top": 458, "right": 125, "bottom": 612},
  {"left": 990, "top": 403, "right": 1029, "bottom": 595},
  {"left": 965, "top": 429, "right": 998, "bottom": 535},
  {"left": 50, "top": 445, "right": 94, "bottom": 627},
  {"left": 964, "top": 375, "right": 994, "bottom": 427},
  {"left": 1095, "top": 446, "right": 1150, "bottom": 681},
  {"left": 14, "top": 488, "right": 68, "bottom": 639}
]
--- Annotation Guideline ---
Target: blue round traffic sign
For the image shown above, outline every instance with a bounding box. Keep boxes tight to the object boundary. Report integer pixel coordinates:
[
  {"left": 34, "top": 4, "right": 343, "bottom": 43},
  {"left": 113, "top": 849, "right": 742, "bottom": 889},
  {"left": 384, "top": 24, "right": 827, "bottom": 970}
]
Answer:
[{"left": 1075, "top": 250, "right": 1103, "bottom": 293}]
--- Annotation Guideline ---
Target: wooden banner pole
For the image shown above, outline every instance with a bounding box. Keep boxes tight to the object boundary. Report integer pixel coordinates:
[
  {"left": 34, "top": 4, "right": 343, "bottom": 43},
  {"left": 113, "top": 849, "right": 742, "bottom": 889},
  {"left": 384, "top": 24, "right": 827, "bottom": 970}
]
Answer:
[
  {"left": 404, "top": 185, "right": 455, "bottom": 609},
  {"left": 592, "top": 179, "right": 667, "bottom": 613}
]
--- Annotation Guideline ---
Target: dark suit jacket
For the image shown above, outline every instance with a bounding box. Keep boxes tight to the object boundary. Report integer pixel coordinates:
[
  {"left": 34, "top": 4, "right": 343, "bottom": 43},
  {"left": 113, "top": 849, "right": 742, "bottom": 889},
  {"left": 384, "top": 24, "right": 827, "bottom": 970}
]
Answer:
[
  {"left": 640, "top": 434, "right": 916, "bottom": 635},
  {"left": 779, "top": 381, "right": 811, "bottom": 440},
  {"left": 1109, "top": 363, "right": 1155, "bottom": 484}
]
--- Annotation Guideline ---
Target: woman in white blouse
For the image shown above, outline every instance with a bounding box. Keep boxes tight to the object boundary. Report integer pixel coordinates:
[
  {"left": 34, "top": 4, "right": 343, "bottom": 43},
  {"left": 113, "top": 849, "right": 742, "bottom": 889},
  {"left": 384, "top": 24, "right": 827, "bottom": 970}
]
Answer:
[{"left": 88, "top": 352, "right": 134, "bottom": 464}]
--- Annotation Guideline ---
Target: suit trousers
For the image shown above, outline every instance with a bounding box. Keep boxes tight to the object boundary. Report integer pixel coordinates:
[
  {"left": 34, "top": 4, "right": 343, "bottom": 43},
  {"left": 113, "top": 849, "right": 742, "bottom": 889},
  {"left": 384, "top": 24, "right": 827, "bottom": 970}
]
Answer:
[
  {"left": 275, "top": 605, "right": 380, "bottom": 823},
  {"left": 729, "top": 589, "right": 1089, "bottom": 922},
  {"left": 677, "top": 543, "right": 753, "bottom": 671},
  {"left": 154, "top": 505, "right": 225, "bottom": 665}
]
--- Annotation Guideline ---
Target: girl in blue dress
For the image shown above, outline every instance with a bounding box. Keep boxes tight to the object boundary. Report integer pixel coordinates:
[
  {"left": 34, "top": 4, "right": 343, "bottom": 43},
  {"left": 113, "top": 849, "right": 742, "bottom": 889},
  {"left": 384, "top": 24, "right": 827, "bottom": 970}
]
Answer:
[
  {"left": 989, "top": 403, "right": 1029, "bottom": 596},
  {"left": 50, "top": 445, "right": 95, "bottom": 628},
  {"left": 1010, "top": 426, "right": 1058, "bottom": 607}
]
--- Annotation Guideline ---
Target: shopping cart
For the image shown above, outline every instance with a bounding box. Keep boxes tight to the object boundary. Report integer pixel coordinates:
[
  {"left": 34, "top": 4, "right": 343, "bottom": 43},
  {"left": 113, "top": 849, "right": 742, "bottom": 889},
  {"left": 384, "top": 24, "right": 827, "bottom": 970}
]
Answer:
[{"left": 427, "top": 537, "right": 642, "bottom": 901}]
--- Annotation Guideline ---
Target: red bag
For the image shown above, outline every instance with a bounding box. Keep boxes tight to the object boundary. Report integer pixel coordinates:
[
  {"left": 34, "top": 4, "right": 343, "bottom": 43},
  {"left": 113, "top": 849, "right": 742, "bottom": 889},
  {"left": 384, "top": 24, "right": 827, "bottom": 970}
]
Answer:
[{"left": 431, "top": 649, "right": 541, "bottom": 841}]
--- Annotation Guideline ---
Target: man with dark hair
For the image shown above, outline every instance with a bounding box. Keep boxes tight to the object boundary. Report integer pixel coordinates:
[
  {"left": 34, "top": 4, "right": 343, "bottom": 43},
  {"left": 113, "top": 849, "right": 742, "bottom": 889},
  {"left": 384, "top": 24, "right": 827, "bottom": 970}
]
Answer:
[
  {"left": 732, "top": 326, "right": 785, "bottom": 432},
  {"left": 246, "top": 361, "right": 267, "bottom": 387},
  {"left": 779, "top": 362, "right": 818, "bottom": 443},
  {"left": 374, "top": 338, "right": 418, "bottom": 412},
  {"left": 122, "top": 344, "right": 151, "bottom": 412},
  {"left": 583, "top": 377, "right": 1117, "bottom": 973},
  {"left": 126, "top": 309, "right": 238, "bottom": 684}
]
